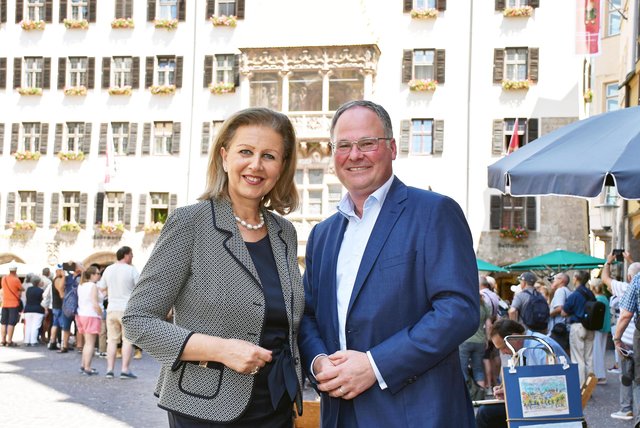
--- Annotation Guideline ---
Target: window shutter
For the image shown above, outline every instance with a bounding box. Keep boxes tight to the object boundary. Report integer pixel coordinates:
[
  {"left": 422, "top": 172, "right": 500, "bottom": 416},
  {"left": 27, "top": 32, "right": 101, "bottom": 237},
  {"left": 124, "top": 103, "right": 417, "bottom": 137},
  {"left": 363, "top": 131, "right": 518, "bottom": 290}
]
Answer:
[
  {"left": 79, "top": 193, "right": 87, "bottom": 226},
  {"left": 172, "top": 122, "right": 181, "bottom": 155},
  {"left": 435, "top": 49, "right": 445, "bottom": 84},
  {"left": 530, "top": 0, "right": 540, "bottom": 8},
  {"left": 206, "top": 0, "right": 215, "bottom": 18},
  {"left": 490, "top": 195, "right": 501, "bottom": 229},
  {"left": 526, "top": 118, "right": 538, "bottom": 143},
  {"left": 203, "top": 55, "right": 213, "bottom": 87},
  {"left": 15, "top": 0, "right": 23, "bottom": 23},
  {"left": 436, "top": 0, "right": 446, "bottom": 11},
  {"left": 114, "top": 0, "right": 122, "bottom": 18},
  {"left": 99, "top": 123, "right": 107, "bottom": 154},
  {"left": 128, "top": 123, "right": 138, "bottom": 155},
  {"left": 170, "top": 194, "right": 177, "bottom": 213},
  {"left": 147, "top": 0, "right": 155, "bottom": 21},
  {"left": 399, "top": 120, "right": 410, "bottom": 155},
  {"left": 236, "top": 0, "right": 245, "bottom": 19},
  {"left": 138, "top": 194, "right": 146, "bottom": 225},
  {"left": 87, "top": 57, "right": 95, "bottom": 89},
  {"left": 403, "top": 0, "right": 412, "bottom": 13},
  {"left": 1, "top": 0, "right": 6, "bottom": 23},
  {"left": 57, "top": 57, "right": 66, "bottom": 90},
  {"left": 526, "top": 197, "right": 537, "bottom": 230},
  {"left": 493, "top": 49, "right": 504, "bottom": 83},
  {"left": 234, "top": 54, "right": 240, "bottom": 86},
  {"left": 492, "top": 119, "right": 504, "bottom": 155},
  {"left": 433, "top": 120, "right": 444, "bottom": 155},
  {"left": 178, "top": 0, "right": 186, "bottom": 21},
  {"left": 175, "top": 56, "right": 183, "bottom": 88},
  {"left": 54, "top": 123, "right": 63, "bottom": 153},
  {"left": 50, "top": 192, "right": 59, "bottom": 226},
  {"left": 102, "top": 57, "right": 110, "bottom": 89},
  {"left": 95, "top": 192, "right": 104, "bottom": 224},
  {"left": 59, "top": 0, "right": 67, "bottom": 22},
  {"left": 125, "top": 0, "right": 133, "bottom": 18},
  {"left": 88, "top": 0, "right": 96, "bottom": 22},
  {"left": 44, "top": 0, "right": 52, "bottom": 22},
  {"left": 40, "top": 123, "right": 49, "bottom": 154},
  {"left": 43, "top": 57, "right": 51, "bottom": 89},
  {"left": 35, "top": 192, "right": 44, "bottom": 227},
  {"left": 495, "top": 0, "right": 505, "bottom": 11},
  {"left": 131, "top": 57, "right": 140, "bottom": 89},
  {"left": 124, "top": 193, "right": 132, "bottom": 226},
  {"left": 10, "top": 123, "right": 19, "bottom": 153},
  {"left": 13, "top": 58, "right": 21, "bottom": 89},
  {"left": 6, "top": 192, "right": 15, "bottom": 224},
  {"left": 0, "top": 124, "right": 3, "bottom": 155},
  {"left": 142, "top": 123, "right": 151, "bottom": 155},
  {"left": 145, "top": 56, "right": 154, "bottom": 88},
  {"left": 402, "top": 50, "right": 413, "bottom": 83},
  {"left": 528, "top": 48, "right": 539, "bottom": 83},
  {"left": 201, "top": 121, "right": 210, "bottom": 155},
  {"left": 0, "top": 58, "right": 6, "bottom": 89},
  {"left": 83, "top": 123, "right": 92, "bottom": 154}
]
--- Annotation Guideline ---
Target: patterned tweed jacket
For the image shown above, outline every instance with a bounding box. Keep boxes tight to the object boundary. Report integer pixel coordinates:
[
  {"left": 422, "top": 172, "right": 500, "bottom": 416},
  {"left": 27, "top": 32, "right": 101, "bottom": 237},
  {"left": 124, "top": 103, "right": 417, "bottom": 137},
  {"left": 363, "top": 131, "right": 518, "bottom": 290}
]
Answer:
[{"left": 122, "top": 198, "right": 305, "bottom": 422}]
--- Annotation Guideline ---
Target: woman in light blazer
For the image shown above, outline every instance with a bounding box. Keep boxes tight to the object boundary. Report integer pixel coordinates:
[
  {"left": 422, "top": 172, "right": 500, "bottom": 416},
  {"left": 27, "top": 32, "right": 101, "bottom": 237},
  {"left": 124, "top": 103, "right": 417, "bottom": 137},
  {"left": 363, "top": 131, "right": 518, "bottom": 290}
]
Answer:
[{"left": 123, "top": 108, "right": 305, "bottom": 427}]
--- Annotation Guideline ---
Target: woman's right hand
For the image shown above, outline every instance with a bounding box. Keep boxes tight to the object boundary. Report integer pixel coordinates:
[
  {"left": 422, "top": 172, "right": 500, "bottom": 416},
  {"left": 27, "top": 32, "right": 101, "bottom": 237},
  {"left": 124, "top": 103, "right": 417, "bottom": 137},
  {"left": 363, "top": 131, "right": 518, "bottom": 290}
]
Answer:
[{"left": 219, "top": 338, "right": 273, "bottom": 375}]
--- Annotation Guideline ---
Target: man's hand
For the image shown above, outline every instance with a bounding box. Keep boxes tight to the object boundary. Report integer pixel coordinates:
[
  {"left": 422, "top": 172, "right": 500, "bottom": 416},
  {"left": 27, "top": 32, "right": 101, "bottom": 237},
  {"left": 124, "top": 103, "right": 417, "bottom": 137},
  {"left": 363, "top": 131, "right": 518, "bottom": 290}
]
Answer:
[
  {"left": 615, "top": 340, "right": 631, "bottom": 357},
  {"left": 315, "top": 350, "right": 377, "bottom": 400},
  {"left": 493, "top": 385, "right": 504, "bottom": 400}
]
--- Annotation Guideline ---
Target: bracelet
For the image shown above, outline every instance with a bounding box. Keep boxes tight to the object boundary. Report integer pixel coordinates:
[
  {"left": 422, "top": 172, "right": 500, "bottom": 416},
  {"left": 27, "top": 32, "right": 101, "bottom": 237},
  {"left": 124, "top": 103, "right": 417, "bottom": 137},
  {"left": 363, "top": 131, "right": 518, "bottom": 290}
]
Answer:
[{"left": 614, "top": 338, "right": 622, "bottom": 342}]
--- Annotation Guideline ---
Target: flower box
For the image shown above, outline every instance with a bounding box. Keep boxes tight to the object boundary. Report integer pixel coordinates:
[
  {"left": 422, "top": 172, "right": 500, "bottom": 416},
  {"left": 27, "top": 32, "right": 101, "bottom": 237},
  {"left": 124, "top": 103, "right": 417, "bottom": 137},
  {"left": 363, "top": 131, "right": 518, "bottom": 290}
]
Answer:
[
  {"left": 64, "top": 86, "right": 87, "bottom": 96},
  {"left": 499, "top": 226, "right": 528, "bottom": 240},
  {"left": 57, "top": 221, "right": 82, "bottom": 233},
  {"left": 18, "top": 87, "right": 43, "bottom": 96},
  {"left": 583, "top": 89, "right": 593, "bottom": 103},
  {"left": 108, "top": 85, "right": 132, "bottom": 96},
  {"left": 408, "top": 79, "right": 437, "bottom": 92},
  {"left": 57, "top": 151, "right": 85, "bottom": 161},
  {"left": 20, "top": 20, "right": 46, "bottom": 31},
  {"left": 209, "top": 15, "right": 237, "bottom": 27},
  {"left": 503, "top": 6, "right": 533, "bottom": 17},
  {"left": 111, "top": 18, "right": 134, "bottom": 29},
  {"left": 143, "top": 222, "right": 165, "bottom": 234},
  {"left": 63, "top": 18, "right": 89, "bottom": 29},
  {"left": 95, "top": 222, "right": 125, "bottom": 236},
  {"left": 11, "top": 220, "right": 37, "bottom": 232},
  {"left": 209, "top": 82, "right": 235, "bottom": 94},
  {"left": 410, "top": 8, "right": 438, "bottom": 19},
  {"left": 150, "top": 84, "right": 176, "bottom": 95},
  {"left": 14, "top": 151, "right": 41, "bottom": 161},
  {"left": 154, "top": 19, "right": 178, "bottom": 30},
  {"left": 501, "top": 79, "right": 531, "bottom": 90}
]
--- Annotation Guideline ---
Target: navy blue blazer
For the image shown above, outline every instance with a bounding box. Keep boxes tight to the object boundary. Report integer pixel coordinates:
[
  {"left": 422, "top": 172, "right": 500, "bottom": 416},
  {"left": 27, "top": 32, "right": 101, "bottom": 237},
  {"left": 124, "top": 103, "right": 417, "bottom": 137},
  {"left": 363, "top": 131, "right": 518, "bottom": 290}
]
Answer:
[{"left": 299, "top": 177, "right": 479, "bottom": 428}]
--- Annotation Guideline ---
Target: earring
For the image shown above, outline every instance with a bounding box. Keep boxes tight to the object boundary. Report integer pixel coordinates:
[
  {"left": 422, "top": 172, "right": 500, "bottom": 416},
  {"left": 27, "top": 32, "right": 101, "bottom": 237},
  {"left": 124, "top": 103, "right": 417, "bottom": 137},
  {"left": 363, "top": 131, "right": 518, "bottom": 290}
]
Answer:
[{"left": 223, "top": 164, "right": 228, "bottom": 172}]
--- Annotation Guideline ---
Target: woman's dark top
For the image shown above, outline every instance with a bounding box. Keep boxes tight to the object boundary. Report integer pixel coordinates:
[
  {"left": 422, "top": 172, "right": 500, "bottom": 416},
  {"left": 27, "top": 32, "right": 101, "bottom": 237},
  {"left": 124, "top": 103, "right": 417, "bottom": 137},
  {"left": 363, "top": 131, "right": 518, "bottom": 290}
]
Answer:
[
  {"left": 52, "top": 279, "right": 63, "bottom": 309},
  {"left": 24, "top": 286, "right": 44, "bottom": 314},
  {"left": 169, "top": 235, "right": 297, "bottom": 428}
]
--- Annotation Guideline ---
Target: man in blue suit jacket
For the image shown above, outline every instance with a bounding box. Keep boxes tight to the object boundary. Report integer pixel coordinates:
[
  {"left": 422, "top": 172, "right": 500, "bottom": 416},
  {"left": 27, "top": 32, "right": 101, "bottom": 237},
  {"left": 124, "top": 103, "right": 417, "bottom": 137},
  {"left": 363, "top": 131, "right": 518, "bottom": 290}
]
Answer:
[{"left": 299, "top": 100, "right": 480, "bottom": 427}]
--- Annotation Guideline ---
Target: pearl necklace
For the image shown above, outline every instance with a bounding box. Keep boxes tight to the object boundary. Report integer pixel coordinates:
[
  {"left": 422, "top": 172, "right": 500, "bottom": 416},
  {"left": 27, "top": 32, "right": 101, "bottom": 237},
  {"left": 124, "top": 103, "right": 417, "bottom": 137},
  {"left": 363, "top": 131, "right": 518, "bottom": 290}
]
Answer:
[{"left": 234, "top": 213, "right": 265, "bottom": 230}]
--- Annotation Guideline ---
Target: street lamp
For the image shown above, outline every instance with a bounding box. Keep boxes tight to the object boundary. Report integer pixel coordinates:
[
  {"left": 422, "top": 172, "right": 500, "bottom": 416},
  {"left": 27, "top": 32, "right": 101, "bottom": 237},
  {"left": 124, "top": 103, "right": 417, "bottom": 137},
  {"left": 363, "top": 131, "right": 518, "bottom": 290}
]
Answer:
[{"left": 596, "top": 186, "right": 619, "bottom": 231}]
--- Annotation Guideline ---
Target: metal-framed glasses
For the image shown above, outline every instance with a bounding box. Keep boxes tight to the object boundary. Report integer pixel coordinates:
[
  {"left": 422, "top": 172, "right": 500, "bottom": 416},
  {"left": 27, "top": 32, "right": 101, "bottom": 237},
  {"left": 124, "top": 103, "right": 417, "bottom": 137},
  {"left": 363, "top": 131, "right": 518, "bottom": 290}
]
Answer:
[{"left": 330, "top": 137, "right": 390, "bottom": 154}]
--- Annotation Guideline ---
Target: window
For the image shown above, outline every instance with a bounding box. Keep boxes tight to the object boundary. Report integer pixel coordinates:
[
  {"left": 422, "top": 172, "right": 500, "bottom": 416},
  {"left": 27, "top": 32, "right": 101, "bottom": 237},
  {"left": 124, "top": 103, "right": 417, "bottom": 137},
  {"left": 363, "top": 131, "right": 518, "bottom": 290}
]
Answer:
[
  {"left": 153, "top": 122, "right": 173, "bottom": 155},
  {"left": 607, "top": 0, "right": 621, "bottom": 36},
  {"left": 113, "top": 57, "right": 132, "bottom": 87},
  {"left": 413, "top": 50, "right": 435, "bottom": 81},
  {"left": 19, "top": 191, "right": 37, "bottom": 221},
  {"left": 414, "top": 0, "right": 436, "bottom": 8},
  {"left": 62, "top": 191, "right": 81, "bottom": 223},
  {"left": 490, "top": 195, "right": 536, "bottom": 230},
  {"left": 402, "top": 49, "right": 445, "bottom": 84},
  {"left": 504, "top": 119, "right": 526, "bottom": 151},
  {"left": 250, "top": 72, "right": 282, "bottom": 110},
  {"left": 507, "top": 0, "right": 529, "bottom": 6},
  {"left": 215, "top": 54, "right": 235, "bottom": 84},
  {"left": 158, "top": 0, "right": 177, "bottom": 20},
  {"left": 69, "top": 0, "right": 88, "bottom": 20},
  {"left": 104, "top": 192, "right": 125, "bottom": 222},
  {"left": 327, "top": 184, "right": 342, "bottom": 214},
  {"left": 111, "top": 122, "right": 129, "bottom": 155},
  {"left": 26, "top": 0, "right": 45, "bottom": 21},
  {"left": 329, "top": 70, "right": 364, "bottom": 111},
  {"left": 24, "top": 57, "right": 43, "bottom": 88},
  {"left": 115, "top": 0, "right": 133, "bottom": 18},
  {"left": 68, "top": 57, "right": 87, "bottom": 87},
  {"left": 22, "top": 123, "right": 41, "bottom": 152},
  {"left": 605, "top": 83, "right": 619, "bottom": 112},
  {"left": 289, "top": 72, "right": 322, "bottom": 112},
  {"left": 149, "top": 192, "right": 169, "bottom": 223},
  {"left": 157, "top": 57, "right": 176, "bottom": 86},
  {"left": 64, "top": 123, "right": 84, "bottom": 152},
  {"left": 292, "top": 166, "right": 343, "bottom": 217},
  {"left": 504, "top": 48, "right": 528, "bottom": 81},
  {"left": 411, "top": 119, "right": 433, "bottom": 154},
  {"left": 218, "top": 0, "right": 236, "bottom": 16}
]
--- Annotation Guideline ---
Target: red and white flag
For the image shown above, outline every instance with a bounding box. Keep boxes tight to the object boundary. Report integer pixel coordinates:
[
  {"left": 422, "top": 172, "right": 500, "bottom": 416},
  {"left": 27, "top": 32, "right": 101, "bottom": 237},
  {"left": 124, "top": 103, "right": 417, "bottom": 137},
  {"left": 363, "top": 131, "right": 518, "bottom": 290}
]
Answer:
[
  {"left": 104, "top": 136, "right": 116, "bottom": 184},
  {"left": 507, "top": 118, "right": 520, "bottom": 154},
  {"left": 576, "top": 0, "right": 601, "bottom": 55}
]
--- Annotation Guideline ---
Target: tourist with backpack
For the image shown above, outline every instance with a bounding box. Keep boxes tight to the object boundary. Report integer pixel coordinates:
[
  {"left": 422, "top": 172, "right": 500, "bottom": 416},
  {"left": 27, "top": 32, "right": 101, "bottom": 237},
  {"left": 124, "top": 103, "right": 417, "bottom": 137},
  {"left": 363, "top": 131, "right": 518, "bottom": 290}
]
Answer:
[{"left": 508, "top": 272, "right": 550, "bottom": 334}]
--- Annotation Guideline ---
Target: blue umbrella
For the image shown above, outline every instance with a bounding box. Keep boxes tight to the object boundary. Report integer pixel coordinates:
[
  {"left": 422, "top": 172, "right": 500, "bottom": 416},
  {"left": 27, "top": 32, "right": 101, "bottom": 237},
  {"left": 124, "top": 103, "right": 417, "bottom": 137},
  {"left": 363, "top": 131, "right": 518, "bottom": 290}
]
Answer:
[{"left": 488, "top": 106, "right": 640, "bottom": 199}]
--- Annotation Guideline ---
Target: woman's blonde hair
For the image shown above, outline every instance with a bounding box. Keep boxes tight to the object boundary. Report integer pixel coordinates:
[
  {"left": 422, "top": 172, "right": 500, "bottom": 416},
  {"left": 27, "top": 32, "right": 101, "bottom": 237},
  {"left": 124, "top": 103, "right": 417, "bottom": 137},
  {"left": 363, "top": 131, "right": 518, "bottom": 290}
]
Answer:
[
  {"left": 198, "top": 107, "right": 299, "bottom": 215},
  {"left": 589, "top": 278, "right": 604, "bottom": 294}
]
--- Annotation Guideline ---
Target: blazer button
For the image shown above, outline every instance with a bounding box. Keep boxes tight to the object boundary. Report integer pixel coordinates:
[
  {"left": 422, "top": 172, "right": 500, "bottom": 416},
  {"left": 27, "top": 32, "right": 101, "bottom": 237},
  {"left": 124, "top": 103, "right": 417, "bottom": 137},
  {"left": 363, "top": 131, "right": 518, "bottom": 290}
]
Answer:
[{"left": 294, "top": 357, "right": 300, "bottom": 365}]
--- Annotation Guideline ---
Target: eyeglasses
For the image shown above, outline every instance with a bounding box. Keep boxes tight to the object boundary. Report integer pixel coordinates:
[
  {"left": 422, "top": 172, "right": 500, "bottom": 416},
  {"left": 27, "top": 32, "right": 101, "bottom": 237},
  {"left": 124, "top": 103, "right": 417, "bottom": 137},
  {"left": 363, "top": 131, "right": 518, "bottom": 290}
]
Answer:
[{"left": 330, "top": 137, "right": 390, "bottom": 154}]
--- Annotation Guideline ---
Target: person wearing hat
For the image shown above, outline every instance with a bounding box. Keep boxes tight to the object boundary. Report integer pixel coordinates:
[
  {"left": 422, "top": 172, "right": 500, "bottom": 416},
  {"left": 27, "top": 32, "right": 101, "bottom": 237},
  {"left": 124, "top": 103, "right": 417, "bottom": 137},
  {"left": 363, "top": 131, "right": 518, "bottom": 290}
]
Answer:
[
  {"left": 1, "top": 262, "right": 25, "bottom": 346},
  {"left": 507, "top": 272, "right": 538, "bottom": 325}
]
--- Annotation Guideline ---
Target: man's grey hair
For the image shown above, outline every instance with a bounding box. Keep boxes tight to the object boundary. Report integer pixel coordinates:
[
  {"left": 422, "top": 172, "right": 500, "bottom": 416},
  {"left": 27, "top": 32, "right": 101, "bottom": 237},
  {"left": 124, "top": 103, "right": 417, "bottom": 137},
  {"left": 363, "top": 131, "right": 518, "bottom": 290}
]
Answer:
[
  {"left": 628, "top": 262, "right": 640, "bottom": 279},
  {"left": 556, "top": 272, "right": 569, "bottom": 286},
  {"left": 329, "top": 100, "right": 394, "bottom": 141}
]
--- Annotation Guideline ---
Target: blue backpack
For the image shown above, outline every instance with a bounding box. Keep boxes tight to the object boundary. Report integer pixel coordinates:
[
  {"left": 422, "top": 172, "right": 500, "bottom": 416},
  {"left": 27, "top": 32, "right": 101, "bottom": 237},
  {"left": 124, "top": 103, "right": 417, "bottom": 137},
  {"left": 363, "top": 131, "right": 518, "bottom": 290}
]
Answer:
[
  {"left": 521, "top": 289, "right": 550, "bottom": 331},
  {"left": 61, "top": 274, "right": 79, "bottom": 318}
]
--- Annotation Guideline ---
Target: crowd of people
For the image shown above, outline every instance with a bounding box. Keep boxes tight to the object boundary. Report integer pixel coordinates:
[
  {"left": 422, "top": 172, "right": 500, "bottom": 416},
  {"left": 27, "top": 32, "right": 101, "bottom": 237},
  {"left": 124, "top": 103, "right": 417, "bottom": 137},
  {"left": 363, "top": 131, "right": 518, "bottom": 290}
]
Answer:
[{"left": 0, "top": 246, "right": 141, "bottom": 379}]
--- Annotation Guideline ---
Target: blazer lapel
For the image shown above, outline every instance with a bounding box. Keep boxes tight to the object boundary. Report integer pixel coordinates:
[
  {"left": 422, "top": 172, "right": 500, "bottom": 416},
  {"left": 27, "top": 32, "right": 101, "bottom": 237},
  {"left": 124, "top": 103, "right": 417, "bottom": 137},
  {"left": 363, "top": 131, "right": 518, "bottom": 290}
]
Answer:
[
  {"left": 265, "top": 212, "right": 294, "bottom": 324},
  {"left": 348, "top": 179, "right": 407, "bottom": 312},
  {"left": 327, "top": 214, "right": 349, "bottom": 342}
]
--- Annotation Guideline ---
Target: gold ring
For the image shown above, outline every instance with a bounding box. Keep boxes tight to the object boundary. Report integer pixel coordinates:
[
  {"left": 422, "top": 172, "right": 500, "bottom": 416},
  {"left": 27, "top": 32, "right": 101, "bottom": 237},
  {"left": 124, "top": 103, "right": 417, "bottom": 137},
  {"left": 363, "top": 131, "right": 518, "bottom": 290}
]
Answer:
[
  {"left": 250, "top": 366, "right": 259, "bottom": 375},
  {"left": 339, "top": 386, "right": 345, "bottom": 395}
]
